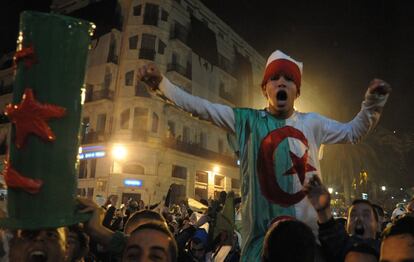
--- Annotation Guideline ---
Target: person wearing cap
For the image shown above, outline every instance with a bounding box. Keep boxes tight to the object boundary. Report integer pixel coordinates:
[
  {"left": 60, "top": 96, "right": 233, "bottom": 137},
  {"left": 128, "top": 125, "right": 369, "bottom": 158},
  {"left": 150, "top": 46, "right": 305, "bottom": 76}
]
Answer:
[{"left": 137, "top": 50, "right": 391, "bottom": 261}]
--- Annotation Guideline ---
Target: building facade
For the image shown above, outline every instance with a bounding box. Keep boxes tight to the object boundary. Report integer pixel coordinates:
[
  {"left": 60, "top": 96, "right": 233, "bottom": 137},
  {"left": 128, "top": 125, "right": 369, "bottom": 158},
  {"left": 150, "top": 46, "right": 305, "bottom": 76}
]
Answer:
[{"left": 0, "top": 0, "right": 266, "bottom": 207}]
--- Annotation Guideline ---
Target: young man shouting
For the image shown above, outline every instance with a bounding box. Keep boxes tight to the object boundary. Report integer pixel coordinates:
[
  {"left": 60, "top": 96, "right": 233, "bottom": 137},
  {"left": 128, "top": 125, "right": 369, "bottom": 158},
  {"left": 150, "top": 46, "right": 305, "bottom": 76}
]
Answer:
[{"left": 138, "top": 50, "right": 391, "bottom": 261}]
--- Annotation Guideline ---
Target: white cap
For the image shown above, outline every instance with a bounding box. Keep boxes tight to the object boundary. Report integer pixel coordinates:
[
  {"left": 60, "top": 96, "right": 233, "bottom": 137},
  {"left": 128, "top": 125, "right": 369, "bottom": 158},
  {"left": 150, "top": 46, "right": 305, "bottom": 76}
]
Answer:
[{"left": 265, "top": 50, "right": 303, "bottom": 74}]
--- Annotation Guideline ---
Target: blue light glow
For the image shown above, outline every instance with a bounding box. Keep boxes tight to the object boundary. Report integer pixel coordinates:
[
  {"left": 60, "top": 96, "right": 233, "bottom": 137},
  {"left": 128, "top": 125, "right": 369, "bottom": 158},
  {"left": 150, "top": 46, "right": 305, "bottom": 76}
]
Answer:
[{"left": 124, "top": 179, "right": 143, "bottom": 187}]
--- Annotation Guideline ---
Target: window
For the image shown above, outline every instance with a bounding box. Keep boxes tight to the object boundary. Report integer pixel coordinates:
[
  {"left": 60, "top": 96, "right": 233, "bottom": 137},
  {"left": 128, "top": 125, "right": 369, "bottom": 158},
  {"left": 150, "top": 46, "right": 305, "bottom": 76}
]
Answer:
[
  {"left": 79, "top": 160, "right": 87, "bottom": 178},
  {"left": 195, "top": 171, "right": 208, "bottom": 184},
  {"left": 125, "top": 70, "right": 134, "bottom": 86},
  {"left": 120, "top": 109, "right": 130, "bottom": 129},
  {"left": 81, "top": 117, "right": 90, "bottom": 143},
  {"left": 132, "top": 108, "right": 148, "bottom": 141},
  {"left": 143, "top": 3, "right": 159, "bottom": 26},
  {"left": 172, "top": 52, "right": 179, "bottom": 64},
  {"left": 167, "top": 121, "right": 176, "bottom": 138},
  {"left": 151, "top": 113, "right": 159, "bottom": 133},
  {"left": 107, "top": 34, "right": 118, "bottom": 64},
  {"left": 199, "top": 132, "right": 207, "bottom": 148},
  {"left": 96, "top": 114, "right": 107, "bottom": 133},
  {"left": 172, "top": 165, "right": 187, "bottom": 179},
  {"left": 133, "top": 108, "right": 148, "bottom": 130},
  {"left": 87, "top": 187, "right": 94, "bottom": 200},
  {"left": 129, "top": 35, "right": 138, "bottom": 49},
  {"left": 170, "top": 183, "right": 186, "bottom": 204},
  {"left": 133, "top": 5, "right": 142, "bottom": 16},
  {"left": 214, "top": 175, "right": 224, "bottom": 187},
  {"left": 218, "top": 139, "right": 224, "bottom": 154},
  {"left": 140, "top": 34, "right": 156, "bottom": 60},
  {"left": 161, "top": 9, "right": 169, "bottom": 21},
  {"left": 158, "top": 40, "right": 166, "bottom": 54},
  {"left": 123, "top": 164, "right": 145, "bottom": 175},
  {"left": 183, "top": 126, "right": 190, "bottom": 143},
  {"left": 195, "top": 186, "right": 207, "bottom": 201},
  {"left": 97, "top": 180, "right": 107, "bottom": 192},
  {"left": 77, "top": 188, "right": 86, "bottom": 197},
  {"left": 231, "top": 178, "right": 240, "bottom": 189},
  {"left": 141, "top": 34, "right": 156, "bottom": 49},
  {"left": 90, "top": 159, "right": 97, "bottom": 178},
  {"left": 104, "top": 72, "right": 112, "bottom": 90}
]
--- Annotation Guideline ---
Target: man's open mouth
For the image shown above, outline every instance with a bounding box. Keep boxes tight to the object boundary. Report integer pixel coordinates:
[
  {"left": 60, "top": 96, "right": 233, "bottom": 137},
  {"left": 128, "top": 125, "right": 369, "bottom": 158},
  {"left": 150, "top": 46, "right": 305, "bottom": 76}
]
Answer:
[
  {"left": 29, "top": 250, "right": 48, "bottom": 262},
  {"left": 355, "top": 226, "right": 365, "bottom": 236},
  {"left": 276, "top": 90, "right": 288, "bottom": 101}
]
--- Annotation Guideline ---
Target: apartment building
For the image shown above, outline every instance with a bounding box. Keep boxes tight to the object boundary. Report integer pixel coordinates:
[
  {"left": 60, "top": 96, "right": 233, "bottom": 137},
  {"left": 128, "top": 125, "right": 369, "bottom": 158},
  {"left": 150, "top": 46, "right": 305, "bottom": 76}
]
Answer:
[{"left": 0, "top": 0, "right": 266, "bottom": 207}]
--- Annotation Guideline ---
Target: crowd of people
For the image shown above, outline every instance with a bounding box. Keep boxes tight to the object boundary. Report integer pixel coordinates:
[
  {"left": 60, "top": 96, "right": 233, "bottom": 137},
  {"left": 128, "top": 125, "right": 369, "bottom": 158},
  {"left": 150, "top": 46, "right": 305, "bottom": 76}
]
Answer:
[{"left": 0, "top": 181, "right": 412, "bottom": 261}]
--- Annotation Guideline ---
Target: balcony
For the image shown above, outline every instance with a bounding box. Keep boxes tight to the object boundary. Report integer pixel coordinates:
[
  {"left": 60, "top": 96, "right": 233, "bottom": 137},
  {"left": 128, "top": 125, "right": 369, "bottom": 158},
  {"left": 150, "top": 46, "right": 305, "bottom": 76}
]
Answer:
[
  {"left": 170, "top": 24, "right": 188, "bottom": 45},
  {"left": 167, "top": 63, "right": 191, "bottom": 80},
  {"left": 163, "top": 138, "right": 237, "bottom": 167},
  {"left": 84, "top": 89, "right": 114, "bottom": 103},
  {"left": 139, "top": 48, "right": 156, "bottom": 61},
  {"left": 81, "top": 130, "right": 110, "bottom": 144}
]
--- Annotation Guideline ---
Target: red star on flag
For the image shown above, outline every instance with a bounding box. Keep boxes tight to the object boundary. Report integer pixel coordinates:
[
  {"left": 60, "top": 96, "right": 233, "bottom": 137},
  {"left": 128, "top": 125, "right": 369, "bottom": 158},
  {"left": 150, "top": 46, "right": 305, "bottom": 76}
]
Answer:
[
  {"left": 5, "top": 88, "right": 66, "bottom": 148},
  {"left": 2, "top": 160, "right": 43, "bottom": 194},
  {"left": 284, "top": 150, "right": 316, "bottom": 185}
]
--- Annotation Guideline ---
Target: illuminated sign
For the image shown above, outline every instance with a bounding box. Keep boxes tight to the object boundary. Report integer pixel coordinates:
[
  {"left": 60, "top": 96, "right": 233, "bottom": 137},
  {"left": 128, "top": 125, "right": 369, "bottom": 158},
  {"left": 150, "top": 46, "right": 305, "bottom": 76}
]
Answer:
[
  {"left": 79, "top": 146, "right": 107, "bottom": 160},
  {"left": 79, "top": 151, "right": 106, "bottom": 160},
  {"left": 124, "top": 179, "right": 143, "bottom": 187}
]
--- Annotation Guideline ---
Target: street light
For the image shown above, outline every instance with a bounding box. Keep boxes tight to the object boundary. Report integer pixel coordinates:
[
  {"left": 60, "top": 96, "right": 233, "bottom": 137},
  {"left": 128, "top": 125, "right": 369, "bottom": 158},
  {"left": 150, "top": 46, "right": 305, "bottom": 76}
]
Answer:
[
  {"left": 328, "top": 187, "right": 333, "bottom": 194},
  {"left": 112, "top": 144, "right": 127, "bottom": 160},
  {"left": 381, "top": 186, "right": 386, "bottom": 191},
  {"left": 213, "top": 165, "right": 220, "bottom": 173}
]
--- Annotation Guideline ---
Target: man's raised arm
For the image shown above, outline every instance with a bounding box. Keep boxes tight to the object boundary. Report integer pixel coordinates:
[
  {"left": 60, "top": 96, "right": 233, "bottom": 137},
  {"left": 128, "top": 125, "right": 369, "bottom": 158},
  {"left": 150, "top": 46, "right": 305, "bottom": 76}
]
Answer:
[
  {"left": 317, "top": 78, "right": 391, "bottom": 145},
  {"left": 138, "top": 63, "right": 235, "bottom": 133}
]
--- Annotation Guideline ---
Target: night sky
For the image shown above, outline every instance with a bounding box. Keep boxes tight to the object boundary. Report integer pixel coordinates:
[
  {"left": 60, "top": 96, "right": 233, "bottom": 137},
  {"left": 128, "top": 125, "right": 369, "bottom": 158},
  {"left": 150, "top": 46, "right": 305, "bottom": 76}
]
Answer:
[{"left": 201, "top": 0, "right": 414, "bottom": 134}]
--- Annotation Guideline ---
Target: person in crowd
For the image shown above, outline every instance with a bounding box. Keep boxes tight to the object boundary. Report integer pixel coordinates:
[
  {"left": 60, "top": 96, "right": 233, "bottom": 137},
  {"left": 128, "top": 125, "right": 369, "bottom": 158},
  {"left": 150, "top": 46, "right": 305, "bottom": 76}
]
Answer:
[
  {"left": 262, "top": 217, "right": 316, "bottom": 262},
  {"left": 122, "top": 222, "right": 178, "bottom": 262},
  {"left": 67, "top": 224, "right": 91, "bottom": 262},
  {"left": 305, "top": 175, "right": 380, "bottom": 261},
  {"left": 406, "top": 197, "right": 414, "bottom": 215},
  {"left": 372, "top": 204, "right": 386, "bottom": 238},
  {"left": 124, "top": 209, "right": 167, "bottom": 235},
  {"left": 344, "top": 242, "right": 379, "bottom": 262},
  {"left": 380, "top": 216, "right": 414, "bottom": 262},
  {"left": 9, "top": 227, "right": 70, "bottom": 262},
  {"left": 137, "top": 50, "right": 391, "bottom": 261}
]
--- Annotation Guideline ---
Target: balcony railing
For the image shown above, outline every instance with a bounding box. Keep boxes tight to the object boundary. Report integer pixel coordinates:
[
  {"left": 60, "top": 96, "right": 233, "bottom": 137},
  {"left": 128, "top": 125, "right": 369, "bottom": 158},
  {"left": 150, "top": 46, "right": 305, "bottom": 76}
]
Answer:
[
  {"left": 163, "top": 138, "right": 237, "bottom": 167},
  {"left": 167, "top": 63, "right": 192, "bottom": 80},
  {"left": 139, "top": 48, "right": 156, "bottom": 61},
  {"left": 84, "top": 89, "right": 114, "bottom": 103}
]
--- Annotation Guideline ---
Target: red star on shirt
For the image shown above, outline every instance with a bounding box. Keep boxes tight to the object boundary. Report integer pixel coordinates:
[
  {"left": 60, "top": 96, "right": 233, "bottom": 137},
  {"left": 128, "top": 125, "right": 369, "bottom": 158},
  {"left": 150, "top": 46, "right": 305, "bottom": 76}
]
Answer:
[
  {"left": 284, "top": 150, "right": 316, "bottom": 185},
  {"left": 5, "top": 88, "right": 66, "bottom": 148}
]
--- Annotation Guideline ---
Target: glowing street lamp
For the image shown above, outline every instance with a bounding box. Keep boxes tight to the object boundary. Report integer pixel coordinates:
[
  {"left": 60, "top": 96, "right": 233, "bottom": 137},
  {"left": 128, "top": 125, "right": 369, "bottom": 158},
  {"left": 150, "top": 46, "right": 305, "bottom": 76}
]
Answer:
[
  {"left": 112, "top": 144, "right": 127, "bottom": 160},
  {"left": 328, "top": 187, "right": 334, "bottom": 194},
  {"left": 213, "top": 165, "right": 220, "bottom": 173},
  {"left": 381, "top": 186, "right": 386, "bottom": 191}
]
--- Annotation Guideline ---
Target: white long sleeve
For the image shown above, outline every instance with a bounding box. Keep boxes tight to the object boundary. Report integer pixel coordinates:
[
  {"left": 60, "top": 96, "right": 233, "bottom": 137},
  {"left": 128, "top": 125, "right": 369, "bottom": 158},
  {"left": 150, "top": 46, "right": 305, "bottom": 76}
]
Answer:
[
  {"left": 317, "top": 90, "right": 389, "bottom": 145},
  {"left": 158, "top": 76, "right": 236, "bottom": 133}
]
